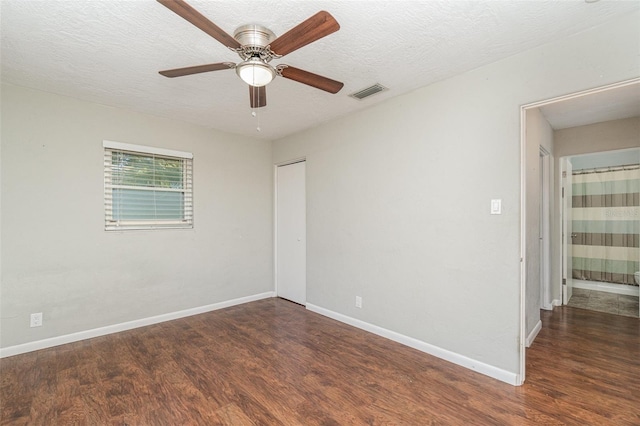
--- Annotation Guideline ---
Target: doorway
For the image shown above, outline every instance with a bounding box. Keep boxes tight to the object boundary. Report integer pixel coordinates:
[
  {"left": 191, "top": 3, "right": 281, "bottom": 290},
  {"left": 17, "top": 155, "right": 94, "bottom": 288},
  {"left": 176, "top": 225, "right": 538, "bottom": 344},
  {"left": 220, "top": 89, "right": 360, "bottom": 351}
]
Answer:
[
  {"left": 275, "top": 160, "right": 306, "bottom": 305},
  {"left": 561, "top": 149, "right": 639, "bottom": 318},
  {"left": 520, "top": 77, "right": 640, "bottom": 384}
]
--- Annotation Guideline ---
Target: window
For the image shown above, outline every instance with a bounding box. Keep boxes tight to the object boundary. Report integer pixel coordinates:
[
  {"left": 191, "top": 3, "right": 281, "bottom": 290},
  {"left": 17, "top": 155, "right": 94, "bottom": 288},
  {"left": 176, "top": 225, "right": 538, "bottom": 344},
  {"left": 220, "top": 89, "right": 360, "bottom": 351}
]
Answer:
[{"left": 103, "top": 141, "right": 193, "bottom": 230}]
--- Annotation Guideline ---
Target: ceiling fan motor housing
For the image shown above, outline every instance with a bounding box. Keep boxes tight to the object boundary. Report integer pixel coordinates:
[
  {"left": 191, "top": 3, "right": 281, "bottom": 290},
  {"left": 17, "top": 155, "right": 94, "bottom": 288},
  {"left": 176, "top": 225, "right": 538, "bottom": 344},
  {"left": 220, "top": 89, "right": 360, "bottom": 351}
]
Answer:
[{"left": 234, "top": 24, "right": 277, "bottom": 57}]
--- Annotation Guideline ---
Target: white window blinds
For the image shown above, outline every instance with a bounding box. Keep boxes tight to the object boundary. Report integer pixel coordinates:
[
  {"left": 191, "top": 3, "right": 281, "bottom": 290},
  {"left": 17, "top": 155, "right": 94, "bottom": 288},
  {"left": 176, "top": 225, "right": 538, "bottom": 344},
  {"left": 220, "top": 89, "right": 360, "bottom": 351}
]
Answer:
[{"left": 103, "top": 141, "right": 193, "bottom": 230}]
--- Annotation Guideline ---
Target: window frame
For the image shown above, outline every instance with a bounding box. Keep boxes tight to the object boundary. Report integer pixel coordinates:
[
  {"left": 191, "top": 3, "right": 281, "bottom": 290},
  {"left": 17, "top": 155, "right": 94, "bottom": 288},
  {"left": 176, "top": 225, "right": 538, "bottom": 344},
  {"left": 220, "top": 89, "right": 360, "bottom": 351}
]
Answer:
[{"left": 103, "top": 140, "right": 193, "bottom": 231}]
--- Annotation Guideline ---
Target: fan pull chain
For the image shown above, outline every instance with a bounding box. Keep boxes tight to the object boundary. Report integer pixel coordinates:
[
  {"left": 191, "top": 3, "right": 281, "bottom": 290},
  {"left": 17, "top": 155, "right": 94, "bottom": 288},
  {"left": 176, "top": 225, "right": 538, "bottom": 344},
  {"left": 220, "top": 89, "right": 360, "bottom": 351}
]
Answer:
[{"left": 251, "top": 109, "right": 261, "bottom": 132}]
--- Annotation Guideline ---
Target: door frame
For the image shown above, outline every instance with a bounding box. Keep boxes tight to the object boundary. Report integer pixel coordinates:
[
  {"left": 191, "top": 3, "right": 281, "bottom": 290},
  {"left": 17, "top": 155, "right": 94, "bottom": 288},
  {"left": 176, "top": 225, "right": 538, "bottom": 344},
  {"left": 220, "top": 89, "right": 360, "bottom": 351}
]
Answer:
[
  {"left": 539, "top": 147, "right": 552, "bottom": 311},
  {"left": 560, "top": 157, "right": 574, "bottom": 305},
  {"left": 519, "top": 77, "right": 640, "bottom": 386},
  {"left": 274, "top": 157, "right": 306, "bottom": 302}
]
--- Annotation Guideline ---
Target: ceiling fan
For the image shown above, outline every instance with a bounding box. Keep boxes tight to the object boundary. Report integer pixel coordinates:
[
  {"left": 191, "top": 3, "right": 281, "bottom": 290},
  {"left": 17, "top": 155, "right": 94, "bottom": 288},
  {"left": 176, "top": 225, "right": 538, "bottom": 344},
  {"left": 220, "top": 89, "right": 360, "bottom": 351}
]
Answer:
[{"left": 157, "top": 0, "right": 344, "bottom": 108}]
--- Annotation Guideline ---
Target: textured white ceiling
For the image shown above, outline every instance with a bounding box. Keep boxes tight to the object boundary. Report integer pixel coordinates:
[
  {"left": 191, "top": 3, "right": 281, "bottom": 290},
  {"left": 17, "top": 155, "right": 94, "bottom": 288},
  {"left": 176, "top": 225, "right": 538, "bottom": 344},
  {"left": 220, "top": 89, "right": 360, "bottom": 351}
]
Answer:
[
  {"left": 2, "top": 0, "right": 639, "bottom": 140},
  {"left": 540, "top": 81, "right": 640, "bottom": 130}
]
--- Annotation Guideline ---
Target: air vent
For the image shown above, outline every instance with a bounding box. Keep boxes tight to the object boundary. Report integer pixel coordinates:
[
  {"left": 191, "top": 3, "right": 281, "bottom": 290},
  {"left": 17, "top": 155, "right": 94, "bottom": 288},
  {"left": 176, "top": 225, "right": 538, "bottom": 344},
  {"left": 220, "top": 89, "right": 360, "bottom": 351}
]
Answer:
[{"left": 349, "top": 84, "right": 388, "bottom": 100}]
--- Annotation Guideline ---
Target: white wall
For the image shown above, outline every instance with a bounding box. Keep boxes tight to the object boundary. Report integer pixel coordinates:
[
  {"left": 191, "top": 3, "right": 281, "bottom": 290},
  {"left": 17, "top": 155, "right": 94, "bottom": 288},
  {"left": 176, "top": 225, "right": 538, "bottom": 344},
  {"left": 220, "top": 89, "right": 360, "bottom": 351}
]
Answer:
[
  {"left": 0, "top": 84, "right": 273, "bottom": 349},
  {"left": 273, "top": 11, "right": 640, "bottom": 381},
  {"left": 554, "top": 116, "right": 640, "bottom": 158},
  {"left": 525, "top": 109, "right": 554, "bottom": 341}
]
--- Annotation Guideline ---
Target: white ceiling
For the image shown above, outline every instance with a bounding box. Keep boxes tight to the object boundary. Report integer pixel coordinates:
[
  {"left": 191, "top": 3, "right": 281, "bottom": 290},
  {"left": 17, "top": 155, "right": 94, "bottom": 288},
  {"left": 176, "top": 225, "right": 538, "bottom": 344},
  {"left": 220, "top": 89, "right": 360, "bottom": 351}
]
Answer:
[
  {"left": 2, "top": 0, "right": 639, "bottom": 140},
  {"left": 539, "top": 81, "right": 640, "bottom": 130}
]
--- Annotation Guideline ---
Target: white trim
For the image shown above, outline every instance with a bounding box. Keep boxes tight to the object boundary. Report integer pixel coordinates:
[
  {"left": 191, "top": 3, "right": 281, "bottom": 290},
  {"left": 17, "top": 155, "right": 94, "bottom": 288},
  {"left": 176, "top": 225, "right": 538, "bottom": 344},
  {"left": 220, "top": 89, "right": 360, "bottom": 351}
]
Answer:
[
  {"left": 542, "top": 299, "right": 561, "bottom": 310},
  {"left": 559, "top": 156, "right": 568, "bottom": 305},
  {"left": 518, "top": 105, "right": 527, "bottom": 386},
  {"left": 275, "top": 157, "right": 306, "bottom": 167},
  {"left": 573, "top": 280, "right": 639, "bottom": 296},
  {"left": 103, "top": 140, "right": 193, "bottom": 159},
  {"left": 306, "top": 303, "right": 520, "bottom": 386},
  {"left": 520, "top": 77, "right": 640, "bottom": 109},
  {"left": 273, "top": 164, "right": 279, "bottom": 298},
  {"left": 0, "top": 292, "right": 274, "bottom": 359},
  {"left": 526, "top": 320, "right": 542, "bottom": 348},
  {"left": 539, "top": 148, "right": 552, "bottom": 311}
]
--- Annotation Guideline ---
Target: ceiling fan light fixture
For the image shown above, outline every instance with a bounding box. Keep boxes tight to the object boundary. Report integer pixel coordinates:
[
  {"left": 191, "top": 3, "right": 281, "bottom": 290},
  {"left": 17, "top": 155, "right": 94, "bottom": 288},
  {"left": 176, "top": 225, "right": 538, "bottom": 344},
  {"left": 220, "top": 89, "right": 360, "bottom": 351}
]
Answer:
[{"left": 236, "top": 58, "right": 276, "bottom": 87}]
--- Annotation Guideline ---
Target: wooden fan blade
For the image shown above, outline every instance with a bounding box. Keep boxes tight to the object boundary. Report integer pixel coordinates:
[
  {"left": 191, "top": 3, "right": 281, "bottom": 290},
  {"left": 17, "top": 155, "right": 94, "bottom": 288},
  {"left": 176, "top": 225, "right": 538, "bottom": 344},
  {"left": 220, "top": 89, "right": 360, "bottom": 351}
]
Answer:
[
  {"left": 249, "top": 86, "right": 267, "bottom": 108},
  {"left": 159, "top": 62, "right": 235, "bottom": 78},
  {"left": 269, "top": 11, "right": 339, "bottom": 56},
  {"left": 157, "top": 0, "right": 241, "bottom": 49},
  {"left": 279, "top": 66, "right": 344, "bottom": 94}
]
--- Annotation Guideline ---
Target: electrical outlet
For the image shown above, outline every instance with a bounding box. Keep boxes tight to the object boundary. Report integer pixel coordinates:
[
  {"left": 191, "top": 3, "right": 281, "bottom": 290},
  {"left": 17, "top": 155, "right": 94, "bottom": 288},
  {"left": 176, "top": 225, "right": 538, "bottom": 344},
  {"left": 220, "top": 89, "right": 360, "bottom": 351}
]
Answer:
[
  {"left": 355, "top": 296, "right": 362, "bottom": 308},
  {"left": 30, "top": 312, "right": 43, "bottom": 328}
]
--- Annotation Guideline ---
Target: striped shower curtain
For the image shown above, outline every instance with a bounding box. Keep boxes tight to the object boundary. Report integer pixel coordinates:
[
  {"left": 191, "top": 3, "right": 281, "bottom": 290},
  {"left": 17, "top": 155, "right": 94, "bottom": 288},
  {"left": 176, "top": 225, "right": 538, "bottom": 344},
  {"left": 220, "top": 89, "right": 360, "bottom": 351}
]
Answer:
[{"left": 572, "top": 165, "right": 639, "bottom": 286}]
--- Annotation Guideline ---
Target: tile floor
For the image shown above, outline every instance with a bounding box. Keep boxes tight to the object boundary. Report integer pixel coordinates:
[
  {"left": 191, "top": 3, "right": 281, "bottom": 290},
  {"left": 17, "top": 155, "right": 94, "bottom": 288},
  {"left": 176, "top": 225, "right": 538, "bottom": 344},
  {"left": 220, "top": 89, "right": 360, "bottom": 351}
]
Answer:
[{"left": 568, "top": 287, "right": 639, "bottom": 318}]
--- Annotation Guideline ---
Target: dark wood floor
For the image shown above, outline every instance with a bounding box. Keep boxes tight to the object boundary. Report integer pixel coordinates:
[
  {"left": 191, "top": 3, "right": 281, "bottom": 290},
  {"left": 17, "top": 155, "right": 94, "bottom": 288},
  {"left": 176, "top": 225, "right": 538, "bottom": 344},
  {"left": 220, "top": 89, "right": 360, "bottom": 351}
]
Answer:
[{"left": 1, "top": 299, "right": 639, "bottom": 425}]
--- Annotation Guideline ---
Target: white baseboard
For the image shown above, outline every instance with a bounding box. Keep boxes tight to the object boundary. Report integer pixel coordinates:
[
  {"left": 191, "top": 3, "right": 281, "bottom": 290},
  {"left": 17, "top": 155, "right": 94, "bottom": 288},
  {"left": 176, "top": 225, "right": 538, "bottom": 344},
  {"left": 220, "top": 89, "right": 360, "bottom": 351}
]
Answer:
[
  {"left": 0, "top": 291, "right": 275, "bottom": 358},
  {"left": 552, "top": 299, "right": 562, "bottom": 307},
  {"left": 573, "top": 280, "right": 639, "bottom": 296},
  {"left": 526, "top": 320, "right": 542, "bottom": 348},
  {"left": 305, "top": 303, "right": 519, "bottom": 386}
]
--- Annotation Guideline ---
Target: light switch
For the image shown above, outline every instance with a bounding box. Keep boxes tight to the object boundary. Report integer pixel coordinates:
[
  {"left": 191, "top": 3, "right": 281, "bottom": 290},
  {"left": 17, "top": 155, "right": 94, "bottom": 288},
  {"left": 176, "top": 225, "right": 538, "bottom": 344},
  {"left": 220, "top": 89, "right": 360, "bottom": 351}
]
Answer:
[{"left": 491, "top": 199, "right": 502, "bottom": 215}]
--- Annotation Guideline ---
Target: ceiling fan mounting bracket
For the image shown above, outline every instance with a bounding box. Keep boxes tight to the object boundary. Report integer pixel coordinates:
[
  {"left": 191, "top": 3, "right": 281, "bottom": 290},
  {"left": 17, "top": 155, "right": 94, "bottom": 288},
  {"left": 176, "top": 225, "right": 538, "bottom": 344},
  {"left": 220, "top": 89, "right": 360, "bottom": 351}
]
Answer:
[{"left": 275, "top": 64, "right": 289, "bottom": 76}]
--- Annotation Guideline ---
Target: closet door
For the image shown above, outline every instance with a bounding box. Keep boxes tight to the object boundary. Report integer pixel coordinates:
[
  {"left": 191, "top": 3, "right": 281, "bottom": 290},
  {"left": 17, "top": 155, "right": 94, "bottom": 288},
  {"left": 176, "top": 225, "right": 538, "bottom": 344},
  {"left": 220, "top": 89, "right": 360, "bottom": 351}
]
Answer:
[{"left": 276, "top": 161, "right": 306, "bottom": 304}]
